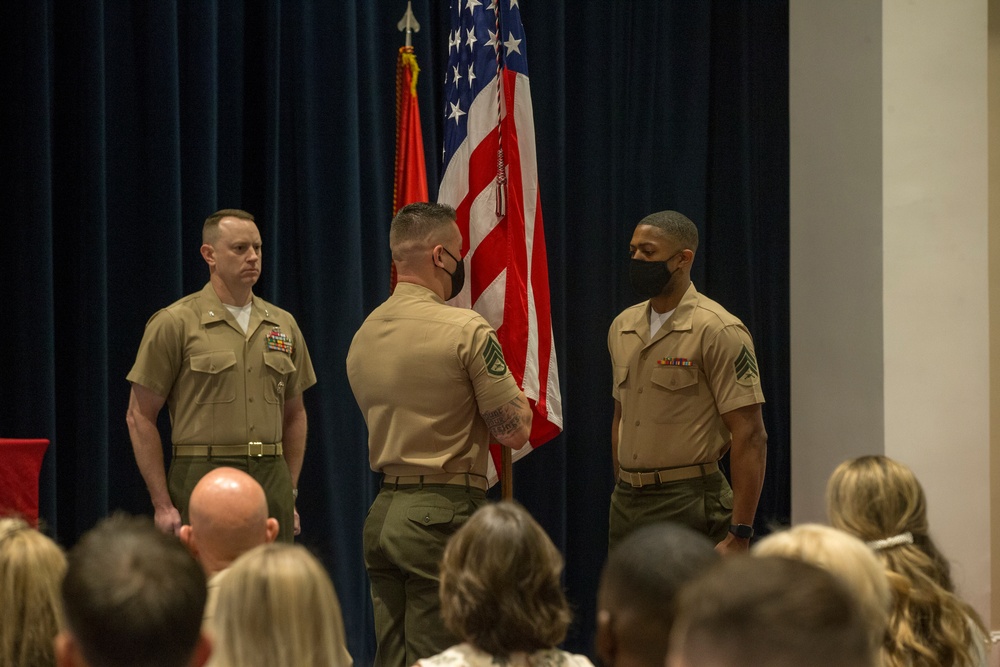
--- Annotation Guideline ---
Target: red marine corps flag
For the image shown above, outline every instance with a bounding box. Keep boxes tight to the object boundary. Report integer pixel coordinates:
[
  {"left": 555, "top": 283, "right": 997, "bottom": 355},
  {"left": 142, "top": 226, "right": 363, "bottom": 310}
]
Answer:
[
  {"left": 391, "top": 2, "right": 429, "bottom": 292},
  {"left": 438, "top": 0, "right": 563, "bottom": 487}
]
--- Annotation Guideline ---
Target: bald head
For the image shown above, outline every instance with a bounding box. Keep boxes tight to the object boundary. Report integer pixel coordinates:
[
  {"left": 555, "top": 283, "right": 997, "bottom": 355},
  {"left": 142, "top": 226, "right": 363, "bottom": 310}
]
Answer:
[{"left": 180, "top": 467, "right": 279, "bottom": 575}]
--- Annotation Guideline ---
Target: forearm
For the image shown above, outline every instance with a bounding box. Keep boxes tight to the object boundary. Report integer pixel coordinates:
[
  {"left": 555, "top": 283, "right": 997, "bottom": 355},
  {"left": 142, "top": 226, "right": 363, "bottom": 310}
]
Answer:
[
  {"left": 611, "top": 400, "right": 622, "bottom": 481},
  {"left": 282, "top": 406, "right": 308, "bottom": 487},
  {"left": 483, "top": 392, "right": 532, "bottom": 448},
  {"left": 728, "top": 430, "right": 767, "bottom": 525},
  {"left": 127, "top": 415, "right": 173, "bottom": 509}
]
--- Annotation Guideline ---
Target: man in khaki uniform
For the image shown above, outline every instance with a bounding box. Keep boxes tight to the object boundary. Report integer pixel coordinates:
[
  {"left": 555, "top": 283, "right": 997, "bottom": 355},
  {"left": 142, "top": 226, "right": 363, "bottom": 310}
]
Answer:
[
  {"left": 346, "top": 202, "right": 532, "bottom": 667},
  {"left": 126, "top": 209, "right": 316, "bottom": 543},
  {"left": 608, "top": 210, "right": 767, "bottom": 554}
]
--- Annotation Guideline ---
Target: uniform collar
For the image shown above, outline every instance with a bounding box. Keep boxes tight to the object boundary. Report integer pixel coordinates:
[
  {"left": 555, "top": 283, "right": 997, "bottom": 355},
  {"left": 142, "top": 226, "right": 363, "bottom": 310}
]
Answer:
[
  {"left": 198, "top": 282, "right": 278, "bottom": 332},
  {"left": 621, "top": 283, "right": 700, "bottom": 342},
  {"left": 392, "top": 281, "right": 445, "bottom": 304}
]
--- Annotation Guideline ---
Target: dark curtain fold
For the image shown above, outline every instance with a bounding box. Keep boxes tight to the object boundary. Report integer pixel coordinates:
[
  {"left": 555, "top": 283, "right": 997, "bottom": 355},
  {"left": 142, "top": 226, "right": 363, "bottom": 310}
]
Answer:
[{"left": 0, "top": 1, "right": 788, "bottom": 662}]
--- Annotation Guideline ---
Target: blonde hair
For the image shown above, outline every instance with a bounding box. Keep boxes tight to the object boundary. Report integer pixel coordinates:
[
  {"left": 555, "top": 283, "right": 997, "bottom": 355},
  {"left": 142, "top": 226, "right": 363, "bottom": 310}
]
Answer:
[
  {"left": 209, "top": 544, "right": 351, "bottom": 667},
  {"left": 826, "top": 455, "right": 988, "bottom": 667},
  {"left": 0, "top": 518, "right": 67, "bottom": 667},
  {"left": 753, "top": 524, "right": 891, "bottom": 655},
  {"left": 439, "top": 502, "right": 572, "bottom": 657}
]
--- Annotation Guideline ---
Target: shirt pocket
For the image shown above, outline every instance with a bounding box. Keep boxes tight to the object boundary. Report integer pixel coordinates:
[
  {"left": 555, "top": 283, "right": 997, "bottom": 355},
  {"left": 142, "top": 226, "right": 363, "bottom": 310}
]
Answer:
[
  {"left": 263, "top": 351, "right": 297, "bottom": 404},
  {"left": 613, "top": 364, "right": 629, "bottom": 401},
  {"left": 189, "top": 350, "right": 237, "bottom": 404},
  {"left": 649, "top": 365, "right": 700, "bottom": 423}
]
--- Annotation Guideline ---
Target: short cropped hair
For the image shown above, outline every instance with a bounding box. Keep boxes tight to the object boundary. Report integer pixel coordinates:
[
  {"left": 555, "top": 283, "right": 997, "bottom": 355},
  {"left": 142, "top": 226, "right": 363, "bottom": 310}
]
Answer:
[
  {"left": 61, "top": 514, "right": 206, "bottom": 667},
  {"left": 637, "top": 210, "right": 699, "bottom": 252},
  {"left": 670, "top": 555, "right": 876, "bottom": 667},
  {"left": 439, "top": 502, "right": 572, "bottom": 657},
  {"left": 203, "top": 208, "right": 255, "bottom": 244},
  {"left": 210, "top": 543, "right": 351, "bottom": 667},
  {"left": 600, "top": 521, "right": 717, "bottom": 631},
  {"left": 753, "top": 524, "right": 892, "bottom": 655},
  {"left": 0, "top": 517, "right": 66, "bottom": 667},
  {"left": 389, "top": 202, "right": 457, "bottom": 260}
]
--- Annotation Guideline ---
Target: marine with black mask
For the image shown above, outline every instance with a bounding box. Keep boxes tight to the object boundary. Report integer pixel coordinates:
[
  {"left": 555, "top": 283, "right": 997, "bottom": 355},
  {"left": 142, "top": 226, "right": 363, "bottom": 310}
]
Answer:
[
  {"left": 607, "top": 210, "right": 768, "bottom": 555},
  {"left": 346, "top": 202, "right": 533, "bottom": 667}
]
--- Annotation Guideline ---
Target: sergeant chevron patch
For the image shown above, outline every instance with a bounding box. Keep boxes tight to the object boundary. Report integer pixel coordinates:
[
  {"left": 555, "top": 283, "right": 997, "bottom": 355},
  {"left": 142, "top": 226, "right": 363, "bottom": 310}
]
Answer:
[
  {"left": 483, "top": 334, "right": 508, "bottom": 377},
  {"left": 734, "top": 345, "right": 759, "bottom": 385}
]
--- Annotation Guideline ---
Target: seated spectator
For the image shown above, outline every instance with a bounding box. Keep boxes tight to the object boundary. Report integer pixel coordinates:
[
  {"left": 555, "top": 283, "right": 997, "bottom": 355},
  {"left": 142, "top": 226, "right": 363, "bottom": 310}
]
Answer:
[
  {"left": 595, "top": 522, "right": 717, "bottom": 667},
  {"left": 753, "top": 523, "right": 892, "bottom": 657},
  {"left": 55, "top": 513, "right": 210, "bottom": 667},
  {"left": 178, "top": 467, "right": 279, "bottom": 628},
  {"left": 0, "top": 517, "right": 66, "bottom": 667},
  {"left": 208, "top": 543, "right": 352, "bottom": 667},
  {"left": 667, "top": 555, "right": 877, "bottom": 667},
  {"left": 827, "top": 455, "right": 990, "bottom": 667},
  {"left": 414, "top": 502, "right": 593, "bottom": 667}
]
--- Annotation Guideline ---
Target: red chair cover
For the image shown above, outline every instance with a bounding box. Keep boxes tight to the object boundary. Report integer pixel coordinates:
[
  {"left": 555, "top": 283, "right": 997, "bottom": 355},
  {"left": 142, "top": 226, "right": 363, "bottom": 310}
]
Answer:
[{"left": 0, "top": 438, "right": 49, "bottom": 526}]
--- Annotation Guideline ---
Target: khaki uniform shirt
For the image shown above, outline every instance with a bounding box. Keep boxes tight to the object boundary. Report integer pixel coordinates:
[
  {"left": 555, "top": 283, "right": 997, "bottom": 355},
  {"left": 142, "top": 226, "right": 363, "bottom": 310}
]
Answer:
[
  {"left": 127, "top": 283, "right": 317, "bottom": 445},
  {"left": 608, "top": 283, "right": 764, "bottom": 471},
  {"left": 346, "top": 282, "right": 522, "bottom": 477}
]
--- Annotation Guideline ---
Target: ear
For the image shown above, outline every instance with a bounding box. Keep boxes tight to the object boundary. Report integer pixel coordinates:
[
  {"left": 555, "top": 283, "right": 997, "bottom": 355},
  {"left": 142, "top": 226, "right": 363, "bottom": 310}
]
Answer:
[
  {"left": 265, "top": 517, "right": 280, "bottom": 543},
  {"left": 55, "top": 631, "right": 83, "bottom": 667},
  {"left": 595, "top": 609, "right": 617, "bottom": 667},
  {"left": 200, "top": 243, "right": 215, "bottom": 267},
  {"left": 179, "top": 525, "right": 195, "bottom": 551},
  {"left": 188, "top": 633, "right": 213, "bottom": 667}
]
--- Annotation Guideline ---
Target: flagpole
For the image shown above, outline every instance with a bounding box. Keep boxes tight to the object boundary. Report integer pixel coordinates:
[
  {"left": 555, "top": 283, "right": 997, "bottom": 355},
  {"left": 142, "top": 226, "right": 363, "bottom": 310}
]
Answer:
[{"left": 501, "top": 446, "right": 512, "bottom": 500}]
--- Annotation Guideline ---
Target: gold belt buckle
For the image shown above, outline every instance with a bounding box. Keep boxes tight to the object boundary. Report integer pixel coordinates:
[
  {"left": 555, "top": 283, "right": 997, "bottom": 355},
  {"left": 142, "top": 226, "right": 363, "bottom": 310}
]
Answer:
[{"left": 248, "top": 441, "right": 264, "bottom": 457}]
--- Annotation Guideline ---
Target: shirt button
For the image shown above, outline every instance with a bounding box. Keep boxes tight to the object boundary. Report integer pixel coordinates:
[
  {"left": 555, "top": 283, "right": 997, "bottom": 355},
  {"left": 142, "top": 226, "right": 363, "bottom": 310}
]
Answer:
[
  {"left": 247, "top": 367, "right": 252, "bottom": 373},
  {"left": 249, "top": 397, "right": 254, "bottom": 403},
  {"left": 424, "top": 515, "right": 431, "bottom": 524},
  {"left": 250, "top": 425, "right": 255, "bottom": 431},
  {"left": 632, "top": 454, "right": 638, "bottom": 460},
  {"left": 637, "top": 387, "right": 643, "bottom": 394},
  {"left": 634, "top": 420, "right": 640, "bottom": 426}
]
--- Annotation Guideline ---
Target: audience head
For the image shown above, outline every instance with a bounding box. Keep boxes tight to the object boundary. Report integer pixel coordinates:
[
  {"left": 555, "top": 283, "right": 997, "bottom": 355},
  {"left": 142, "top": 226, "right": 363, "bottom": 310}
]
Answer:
[
  {"left": 0, "top": 517, "right": 67, "bottom": 667},
  {"left": 439, "top": 501, "right": 572, "bottom": 658},
  {"left": 668, "top": 555, "right": 877, "bottom": 667},
  {"left": 596, "top": 522, "right": 718, "bottom": 667},
  {"left": 209, "top": 543, "right": 351, "bottom": 667},
  {"left": 179, "top": 466, "right": 279, "bottom": 575},
  {"left": 753, "top": 523, "right": 891, "bottom": 655},
  {"left": 57, "top": 513, "right": 209, "bottom": 667},
  {"left": 826, "top": 455, "right": 989, "bottom": 667}
]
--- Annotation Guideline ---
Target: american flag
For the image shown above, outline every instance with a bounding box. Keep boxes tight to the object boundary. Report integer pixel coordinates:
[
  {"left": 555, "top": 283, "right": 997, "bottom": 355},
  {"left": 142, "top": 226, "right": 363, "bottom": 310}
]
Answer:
[{"left": 438, "top": 0, "right": 563, "bottom": 485}]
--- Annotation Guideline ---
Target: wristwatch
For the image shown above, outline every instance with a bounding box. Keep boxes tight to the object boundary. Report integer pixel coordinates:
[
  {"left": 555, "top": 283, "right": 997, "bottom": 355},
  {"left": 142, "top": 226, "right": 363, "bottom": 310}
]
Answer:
[{"left": 729, "top": 523, "right": 754, "bottom": 539}]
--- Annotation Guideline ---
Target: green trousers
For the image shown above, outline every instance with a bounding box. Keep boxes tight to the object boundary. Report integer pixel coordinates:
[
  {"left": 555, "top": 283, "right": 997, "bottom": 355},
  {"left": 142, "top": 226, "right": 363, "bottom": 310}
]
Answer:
[
  {"left": 168, "top": 454, "right": 295, "bottom": 543},
  {"left": 363, "top": 483, "right": 487, "bottom": 667},
  {"left": 608, "top": 470, "right": 733, "bottom": 552}
]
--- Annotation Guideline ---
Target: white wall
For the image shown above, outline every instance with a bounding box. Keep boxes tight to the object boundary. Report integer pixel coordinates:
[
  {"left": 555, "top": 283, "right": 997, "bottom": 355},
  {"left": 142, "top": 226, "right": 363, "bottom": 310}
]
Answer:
[{"left": 790, "top": 0, "right": 992, "bottom": 626}]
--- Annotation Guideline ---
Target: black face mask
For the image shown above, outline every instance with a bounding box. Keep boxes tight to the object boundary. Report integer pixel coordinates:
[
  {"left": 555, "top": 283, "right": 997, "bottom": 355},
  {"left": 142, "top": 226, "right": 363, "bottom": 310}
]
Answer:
[
  {"left": 441, "top": 247, "right": 465, "bottom": 300},
  {"left": 629, "top": 252, "right": 681, "bottom": 299}
]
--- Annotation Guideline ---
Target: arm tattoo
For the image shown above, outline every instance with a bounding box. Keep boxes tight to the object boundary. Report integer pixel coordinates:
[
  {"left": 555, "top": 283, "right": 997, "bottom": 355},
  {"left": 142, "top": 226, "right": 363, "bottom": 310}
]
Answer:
[{"left": 482, "top": 396, "right": 526, "bottom": 437}]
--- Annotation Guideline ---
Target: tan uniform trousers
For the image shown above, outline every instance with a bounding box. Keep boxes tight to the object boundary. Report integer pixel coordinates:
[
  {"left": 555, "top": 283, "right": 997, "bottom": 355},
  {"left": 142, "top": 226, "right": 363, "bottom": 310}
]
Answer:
[{"left": 363, "top": 483, "right": 487, "bottom": 667}]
